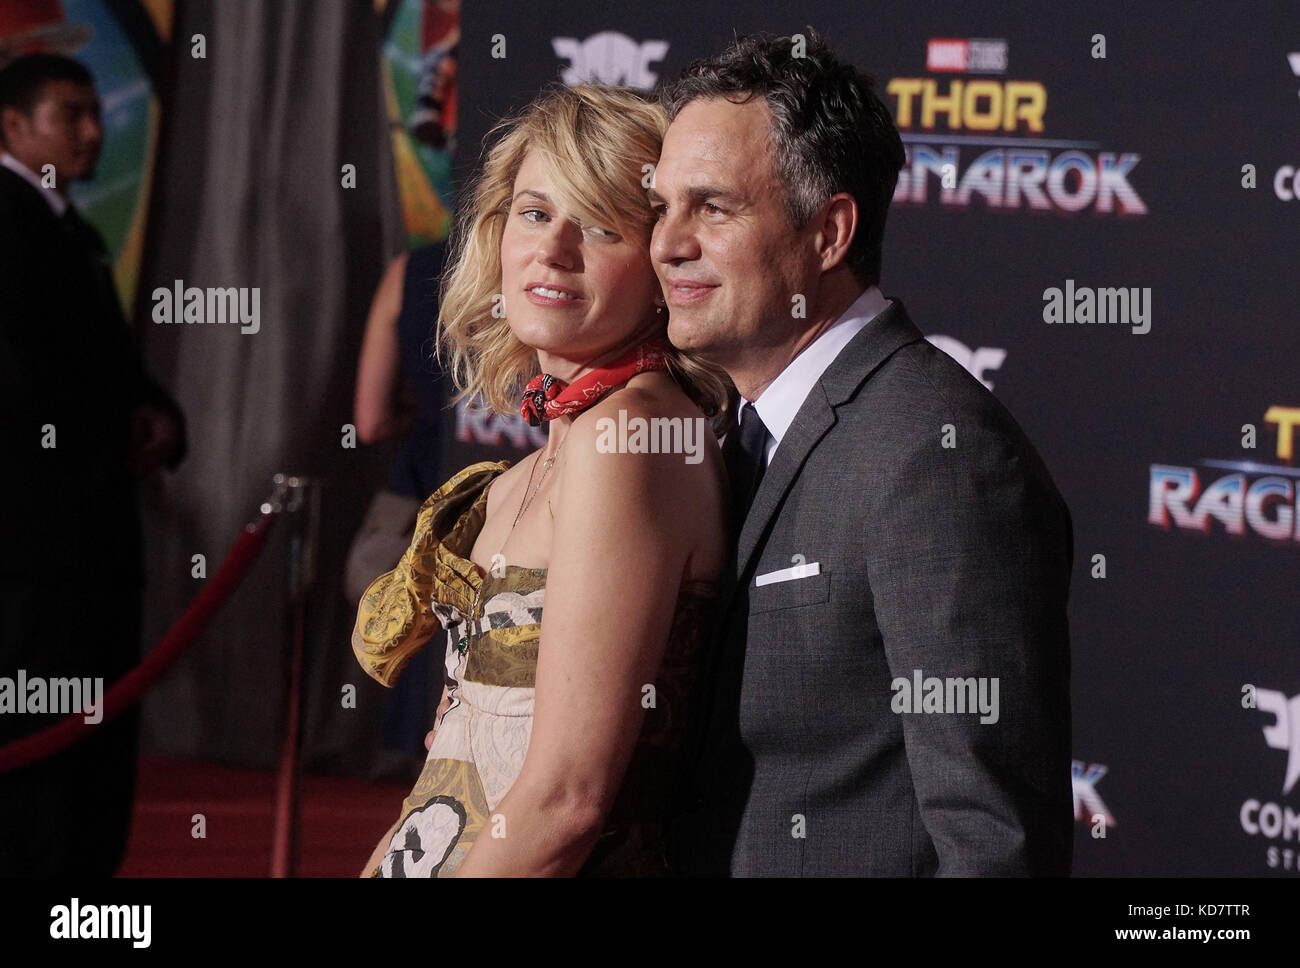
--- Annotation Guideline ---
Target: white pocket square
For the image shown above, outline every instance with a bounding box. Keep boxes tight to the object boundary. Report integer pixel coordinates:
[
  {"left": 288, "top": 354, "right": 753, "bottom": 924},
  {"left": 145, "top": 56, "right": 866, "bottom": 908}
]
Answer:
[{"left": 754, "top": 562, "right": 821, "bottom": 587}]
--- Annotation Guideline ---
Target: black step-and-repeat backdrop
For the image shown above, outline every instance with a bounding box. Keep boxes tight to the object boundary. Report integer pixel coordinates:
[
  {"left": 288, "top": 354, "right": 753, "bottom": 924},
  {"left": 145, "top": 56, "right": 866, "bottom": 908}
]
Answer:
[{"left": 444, "top": 1, "right": 1300, "bottom": 876}]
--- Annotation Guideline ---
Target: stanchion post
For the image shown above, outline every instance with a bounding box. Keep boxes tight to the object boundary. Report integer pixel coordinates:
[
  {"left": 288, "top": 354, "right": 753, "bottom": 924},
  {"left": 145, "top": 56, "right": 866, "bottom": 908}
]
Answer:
[{"left": 270, "top": 474, "right": 322, "bottom": 878}]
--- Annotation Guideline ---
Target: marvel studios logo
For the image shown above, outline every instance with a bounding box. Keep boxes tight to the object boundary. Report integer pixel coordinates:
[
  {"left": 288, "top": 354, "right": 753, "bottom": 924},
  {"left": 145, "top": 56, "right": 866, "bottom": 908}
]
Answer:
[{"left": 927, "top": 38, "right": 1008, "bottom": 74}]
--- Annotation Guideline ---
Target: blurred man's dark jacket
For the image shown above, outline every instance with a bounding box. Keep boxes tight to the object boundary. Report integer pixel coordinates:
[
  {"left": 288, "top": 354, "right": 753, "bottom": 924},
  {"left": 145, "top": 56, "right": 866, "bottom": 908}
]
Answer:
[
  {"left": 0, "top": 161, "right": 186, "bottom": 875},
  {"left": 0, "top": 164, "right": 185, "bottom": 581}
]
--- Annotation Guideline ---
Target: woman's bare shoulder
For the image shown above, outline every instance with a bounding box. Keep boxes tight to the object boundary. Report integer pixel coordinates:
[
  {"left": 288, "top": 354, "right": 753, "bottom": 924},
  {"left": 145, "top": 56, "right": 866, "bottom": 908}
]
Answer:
[{"left": 559, "top": 377, "right": 723, "bottom": 510}]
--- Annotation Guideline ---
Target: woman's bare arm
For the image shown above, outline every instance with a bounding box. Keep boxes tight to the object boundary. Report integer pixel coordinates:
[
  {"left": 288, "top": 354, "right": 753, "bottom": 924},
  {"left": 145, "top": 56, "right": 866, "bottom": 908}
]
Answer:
[
  {"left": 353, "top": 251, "right": 408, "bottom": 444},
  {"left": 452, "top": 390, "right": 710, "bottom": 877}
]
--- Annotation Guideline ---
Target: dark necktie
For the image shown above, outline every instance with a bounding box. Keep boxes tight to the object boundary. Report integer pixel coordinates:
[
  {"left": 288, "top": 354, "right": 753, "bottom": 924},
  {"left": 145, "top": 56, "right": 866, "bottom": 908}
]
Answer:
[{"left": 722, "top": 402, "right": 771, "bottom": 543}]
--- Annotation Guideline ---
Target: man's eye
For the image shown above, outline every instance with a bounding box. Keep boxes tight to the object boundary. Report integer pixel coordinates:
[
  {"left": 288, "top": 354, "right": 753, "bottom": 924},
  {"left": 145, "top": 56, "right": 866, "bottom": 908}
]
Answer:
[
  {"left": 651, "top": 204, "right": 667, "bottom": 220},
  {"left": 704, "top": 202, "right": 724, "bottom": 214}
]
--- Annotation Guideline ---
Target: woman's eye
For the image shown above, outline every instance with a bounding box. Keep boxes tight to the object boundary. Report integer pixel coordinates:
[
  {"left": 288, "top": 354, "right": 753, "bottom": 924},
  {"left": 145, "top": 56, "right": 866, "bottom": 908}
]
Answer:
[
  {"left": 581, "top": 224, "right": 619, "bottom": 240},
  {"left": 520, "top": 208, "right": 548, "bottom": 223}
]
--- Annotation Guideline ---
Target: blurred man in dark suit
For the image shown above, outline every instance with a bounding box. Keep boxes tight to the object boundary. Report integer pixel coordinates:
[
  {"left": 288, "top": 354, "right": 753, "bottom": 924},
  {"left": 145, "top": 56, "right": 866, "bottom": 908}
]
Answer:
[{"left": 0, "top": 53, "right": 185, "bottom": 874}]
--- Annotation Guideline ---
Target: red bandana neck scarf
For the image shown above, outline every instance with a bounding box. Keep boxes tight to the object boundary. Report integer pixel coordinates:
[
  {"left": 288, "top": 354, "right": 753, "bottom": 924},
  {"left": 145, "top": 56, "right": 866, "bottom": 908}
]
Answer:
[{"left": 519, "top": 340, "right": 672, "bottom": 426}]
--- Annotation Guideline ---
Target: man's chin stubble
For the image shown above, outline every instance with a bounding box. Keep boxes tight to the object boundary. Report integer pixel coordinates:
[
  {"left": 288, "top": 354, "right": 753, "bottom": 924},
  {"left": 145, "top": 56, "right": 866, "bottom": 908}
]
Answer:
[{"left": 669, "top": 327, "right": 731, "bottom": 368}]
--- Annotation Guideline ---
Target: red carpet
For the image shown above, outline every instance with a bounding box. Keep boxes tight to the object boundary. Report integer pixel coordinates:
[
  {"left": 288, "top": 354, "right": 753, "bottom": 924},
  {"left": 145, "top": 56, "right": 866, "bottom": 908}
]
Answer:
[{"left": 118, "top": 755, "right": 412, "bottom": 877}]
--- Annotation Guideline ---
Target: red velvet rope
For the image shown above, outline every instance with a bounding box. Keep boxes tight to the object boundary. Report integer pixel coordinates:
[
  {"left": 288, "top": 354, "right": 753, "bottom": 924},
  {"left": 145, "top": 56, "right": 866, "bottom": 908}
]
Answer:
[{"left": 0, "top": 511, "right": 277, "bottom": 773}]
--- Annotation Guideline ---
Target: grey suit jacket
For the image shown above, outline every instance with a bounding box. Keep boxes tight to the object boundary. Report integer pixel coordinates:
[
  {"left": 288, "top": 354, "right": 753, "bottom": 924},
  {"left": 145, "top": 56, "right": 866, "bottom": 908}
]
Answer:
[{"left": 670, "top": 298, "right": 1073, "bottom": 876}]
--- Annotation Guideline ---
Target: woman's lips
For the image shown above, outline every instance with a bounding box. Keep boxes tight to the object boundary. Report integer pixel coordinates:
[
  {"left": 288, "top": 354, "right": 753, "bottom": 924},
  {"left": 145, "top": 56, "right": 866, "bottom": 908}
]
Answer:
[{"left": 524, "top": 286, "right": 584, "bottom": 307}]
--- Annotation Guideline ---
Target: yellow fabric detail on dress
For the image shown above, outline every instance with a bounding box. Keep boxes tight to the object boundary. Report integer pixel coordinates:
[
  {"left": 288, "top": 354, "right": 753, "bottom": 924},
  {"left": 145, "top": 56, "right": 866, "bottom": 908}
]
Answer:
[{"left": 350, "top": 461, "right": 509, "bottom": 687}]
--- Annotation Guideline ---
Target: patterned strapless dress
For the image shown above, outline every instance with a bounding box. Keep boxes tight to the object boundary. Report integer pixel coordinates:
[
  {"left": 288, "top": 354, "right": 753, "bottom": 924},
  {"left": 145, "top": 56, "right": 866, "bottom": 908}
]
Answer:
[{"left": 352, "top": 460, "right": 717, "bottom": 877}]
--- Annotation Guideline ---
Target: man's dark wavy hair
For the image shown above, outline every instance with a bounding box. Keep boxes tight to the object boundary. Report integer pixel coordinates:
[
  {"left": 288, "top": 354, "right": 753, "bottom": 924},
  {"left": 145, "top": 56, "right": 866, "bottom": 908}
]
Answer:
[
  {"left": 658, "top": 28, "right": 904, "bottom": 288},
  {"left": 0, "top": 53, "right": 93, "bottom": 118}
]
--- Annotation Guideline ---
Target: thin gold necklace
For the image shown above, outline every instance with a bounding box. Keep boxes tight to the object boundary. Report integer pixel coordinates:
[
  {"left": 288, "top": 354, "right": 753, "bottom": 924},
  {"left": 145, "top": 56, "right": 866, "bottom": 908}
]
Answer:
[
  {"left": 512, "top": 439, "right": 564, "bottom": 529},
  {"left": 458, "top": 440, "right": 563, "bottom": 656}
]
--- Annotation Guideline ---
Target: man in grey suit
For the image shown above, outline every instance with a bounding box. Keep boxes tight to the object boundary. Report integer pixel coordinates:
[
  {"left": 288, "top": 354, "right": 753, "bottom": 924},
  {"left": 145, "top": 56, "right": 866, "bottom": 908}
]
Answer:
[{"left": 651, "top": 31, "right": 1074, "bottom": 876}]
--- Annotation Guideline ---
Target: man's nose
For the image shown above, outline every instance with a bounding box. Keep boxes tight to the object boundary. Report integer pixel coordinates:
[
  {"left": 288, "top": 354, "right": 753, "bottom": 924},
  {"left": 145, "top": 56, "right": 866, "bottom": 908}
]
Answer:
[
  {"left": 81, "top": 114, "right": 103, "bottom": 148},
  {"left": 651, "top": 208, "right": 698, "bottom": 266}
]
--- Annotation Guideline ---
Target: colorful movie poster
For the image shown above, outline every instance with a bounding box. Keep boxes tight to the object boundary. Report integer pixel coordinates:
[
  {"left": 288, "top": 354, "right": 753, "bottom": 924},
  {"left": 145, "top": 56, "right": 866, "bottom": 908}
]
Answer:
[
  {"left": 379, "top": 0, "right": 458, "bottom": 247},
  {"left": 0, "top": 0, "right": 171, "bottom": 315}
]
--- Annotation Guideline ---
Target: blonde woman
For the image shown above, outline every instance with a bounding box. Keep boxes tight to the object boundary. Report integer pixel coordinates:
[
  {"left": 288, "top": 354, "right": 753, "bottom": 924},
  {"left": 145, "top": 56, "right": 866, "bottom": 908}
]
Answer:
[{"left": 352, "top": 84, "right": 730, "bottom": 877}]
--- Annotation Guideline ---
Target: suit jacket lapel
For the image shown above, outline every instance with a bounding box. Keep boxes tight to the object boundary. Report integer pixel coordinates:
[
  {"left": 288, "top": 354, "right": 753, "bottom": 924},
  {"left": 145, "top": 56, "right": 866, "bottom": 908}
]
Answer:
[
  {"left": 719, "top": 299, "right": 926, "bottom": 620},
  {"left": 733, "top": 387, "right": 834, "bottom": 582}
]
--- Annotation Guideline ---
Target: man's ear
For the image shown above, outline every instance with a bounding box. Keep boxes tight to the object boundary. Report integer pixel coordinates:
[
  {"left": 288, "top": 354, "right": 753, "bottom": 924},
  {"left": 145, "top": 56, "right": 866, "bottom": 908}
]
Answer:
[
  {"left": 814, "top": 192, "right": 858, "bottom": 273},
  {"left": 0, "top": 104, "right": 28, "bottom": 148}
]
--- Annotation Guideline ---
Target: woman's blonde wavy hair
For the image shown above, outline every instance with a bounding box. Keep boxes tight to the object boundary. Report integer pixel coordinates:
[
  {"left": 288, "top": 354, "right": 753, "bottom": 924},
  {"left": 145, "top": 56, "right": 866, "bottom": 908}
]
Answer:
[{"left": 436, "top": 83, "right": 734, "bottom": 429}]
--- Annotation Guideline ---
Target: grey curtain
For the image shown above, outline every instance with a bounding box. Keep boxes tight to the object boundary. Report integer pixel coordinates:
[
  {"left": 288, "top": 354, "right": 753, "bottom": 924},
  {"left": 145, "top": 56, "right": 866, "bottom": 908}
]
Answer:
[{"left": 135, "top": 0, "right": 413, "bottom": 777}]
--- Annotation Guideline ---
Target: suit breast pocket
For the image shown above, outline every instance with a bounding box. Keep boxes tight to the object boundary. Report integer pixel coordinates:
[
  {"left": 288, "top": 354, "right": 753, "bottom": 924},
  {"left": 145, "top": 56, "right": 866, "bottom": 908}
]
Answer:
[{"left": 748, "top": 568, "right": 832, "bottom": 613}]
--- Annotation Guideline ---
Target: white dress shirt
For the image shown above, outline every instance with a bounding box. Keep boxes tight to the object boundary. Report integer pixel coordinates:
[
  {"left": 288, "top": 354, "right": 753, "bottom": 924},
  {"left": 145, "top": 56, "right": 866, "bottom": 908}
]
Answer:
[
  {"left": 746, "top": 285, "right": 890, "bottom": 465},
  {"left": 1, "top": 151, "right": 69, "bottom": 217}
]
